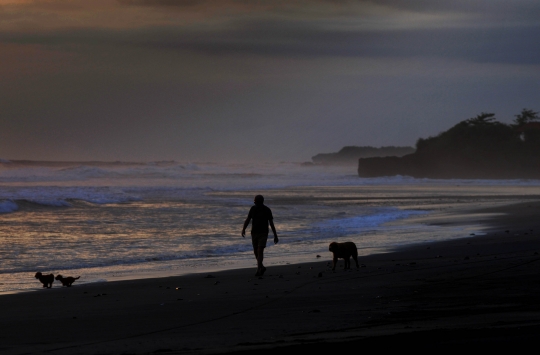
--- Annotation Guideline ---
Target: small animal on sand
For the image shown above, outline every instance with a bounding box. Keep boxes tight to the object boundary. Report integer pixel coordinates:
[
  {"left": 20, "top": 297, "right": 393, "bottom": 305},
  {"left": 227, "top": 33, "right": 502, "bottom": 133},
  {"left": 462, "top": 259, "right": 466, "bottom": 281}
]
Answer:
[
  {"left": 329, "top": 242, "right": 359, "bottom": 271},
  {"left": 35, "top": 272, "right": 55, "bottom": 288},
  {"left": 55, "top": 275, "right": 80, "bottom": 287}
]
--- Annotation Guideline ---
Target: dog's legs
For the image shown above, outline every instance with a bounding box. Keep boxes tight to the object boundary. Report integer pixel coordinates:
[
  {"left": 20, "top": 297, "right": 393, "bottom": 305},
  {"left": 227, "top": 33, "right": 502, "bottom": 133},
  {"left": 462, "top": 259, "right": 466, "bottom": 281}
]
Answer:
[
  {"left": 353, "top": 253, "right": 359, "bottom": 269},
  {"left": 332, "top": 257, "right": 338, "bottom": 271},
  {"left": 345, "top": 256, "right": 350, "bottom": 270}
]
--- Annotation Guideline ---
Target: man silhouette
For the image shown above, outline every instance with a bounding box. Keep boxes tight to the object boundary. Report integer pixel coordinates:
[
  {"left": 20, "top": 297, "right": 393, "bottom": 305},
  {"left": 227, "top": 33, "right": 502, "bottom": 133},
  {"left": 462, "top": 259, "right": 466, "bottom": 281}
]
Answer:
[{"left": 241, "top": 195, "right": 279, "bottom": 276}]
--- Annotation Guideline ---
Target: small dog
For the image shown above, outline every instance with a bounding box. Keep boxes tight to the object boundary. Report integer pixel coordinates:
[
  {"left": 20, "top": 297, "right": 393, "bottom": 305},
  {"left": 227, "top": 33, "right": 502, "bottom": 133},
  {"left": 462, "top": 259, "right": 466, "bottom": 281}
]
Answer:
[
  {"left": 55, "top": 275, "right": 80, "bottom": 287},
  {"left": 35, "top": 272, "right": 55, "bottom": 288},
  {"left": 329, "top": 242, "right": 359, "bottom": 271}
]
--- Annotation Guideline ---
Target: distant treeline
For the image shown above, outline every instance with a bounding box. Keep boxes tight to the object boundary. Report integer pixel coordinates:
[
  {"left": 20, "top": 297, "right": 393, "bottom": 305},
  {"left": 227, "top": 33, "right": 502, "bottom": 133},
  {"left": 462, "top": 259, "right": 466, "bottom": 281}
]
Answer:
[
  {"left": 358, "top": 109, "right": 540, "bottom": 179},
  {"left": 312, "top": 146, "right": 415, "bottom": 165}
]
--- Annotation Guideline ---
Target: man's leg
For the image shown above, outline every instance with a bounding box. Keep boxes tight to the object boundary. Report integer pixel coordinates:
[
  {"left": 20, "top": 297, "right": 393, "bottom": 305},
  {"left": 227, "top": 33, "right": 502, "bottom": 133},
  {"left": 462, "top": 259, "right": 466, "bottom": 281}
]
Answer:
[
  {"left": 252, "top": 245, "right": 261, "bottom": 275},
  {"left": 257, "top": 246, "right": 267, "bottom": 275},
  {"left": 257, "top": 247, "right": 264, "bottom": 267}
]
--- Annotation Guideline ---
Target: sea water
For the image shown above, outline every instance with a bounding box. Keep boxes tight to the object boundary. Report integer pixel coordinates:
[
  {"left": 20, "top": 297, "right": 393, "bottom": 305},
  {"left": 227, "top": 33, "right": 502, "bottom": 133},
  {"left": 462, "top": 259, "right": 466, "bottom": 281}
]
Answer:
[{"left": 2, "top": 160, "right": 540, "bottom": 294}]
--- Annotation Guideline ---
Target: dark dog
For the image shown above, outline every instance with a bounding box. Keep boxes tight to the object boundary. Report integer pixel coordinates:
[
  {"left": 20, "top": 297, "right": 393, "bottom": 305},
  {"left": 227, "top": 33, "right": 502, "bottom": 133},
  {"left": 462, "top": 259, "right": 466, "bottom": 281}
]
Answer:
[
  {"left": 329, "top": 242, "right": 359, "bottom": 271},
  {"left": 55, "top": 275, "right": 80, "bottom": 287},
  {"left": 35, "top": 272, "right": 54, "bottom": 288}
]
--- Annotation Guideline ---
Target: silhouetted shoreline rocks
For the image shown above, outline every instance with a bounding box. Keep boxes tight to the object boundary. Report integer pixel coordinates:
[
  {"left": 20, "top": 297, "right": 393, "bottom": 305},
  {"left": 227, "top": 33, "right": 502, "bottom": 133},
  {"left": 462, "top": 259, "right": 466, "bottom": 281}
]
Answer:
[
  {"left": 358, "top": 110, "right": 540, "bottom": 179},
  {"left": 312, "top": 146, "right": 415, "bottom": 165}
]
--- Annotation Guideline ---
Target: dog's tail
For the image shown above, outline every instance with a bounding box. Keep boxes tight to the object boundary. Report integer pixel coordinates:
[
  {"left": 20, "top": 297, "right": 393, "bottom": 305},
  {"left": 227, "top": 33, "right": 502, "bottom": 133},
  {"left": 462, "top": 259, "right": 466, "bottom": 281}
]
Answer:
[{"left": 74, "top": 276, "right": 80, "bottom": 280}]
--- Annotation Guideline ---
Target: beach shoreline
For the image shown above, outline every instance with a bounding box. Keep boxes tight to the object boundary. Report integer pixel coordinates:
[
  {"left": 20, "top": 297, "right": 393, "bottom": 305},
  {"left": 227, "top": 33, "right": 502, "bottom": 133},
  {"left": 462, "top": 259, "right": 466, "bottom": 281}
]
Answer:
[
  {"left": 3, "top": 182, "right": 540, "bottom": 295},
  {"left": 0, "top": 205, "right": 480, "bottom": 297},
  {"left": 2, "top": 199, "right": 540, "bottom": 354}
]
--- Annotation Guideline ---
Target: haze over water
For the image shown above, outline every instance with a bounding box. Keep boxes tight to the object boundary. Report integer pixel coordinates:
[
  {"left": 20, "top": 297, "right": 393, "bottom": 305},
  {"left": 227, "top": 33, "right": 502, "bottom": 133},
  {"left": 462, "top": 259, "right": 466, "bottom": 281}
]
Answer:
[{"left": 2, "top": 160, "right": 540, "bottom": 294}]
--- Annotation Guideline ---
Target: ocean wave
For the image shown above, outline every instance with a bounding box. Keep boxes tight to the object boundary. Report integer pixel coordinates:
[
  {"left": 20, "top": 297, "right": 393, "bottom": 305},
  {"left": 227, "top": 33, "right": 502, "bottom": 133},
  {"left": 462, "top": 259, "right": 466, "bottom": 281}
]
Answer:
[
  {"left": 0, "top": 162, "right": 204, "bottom": 183},
  {"left": 25, "top": 199, "right": 72, "bottom": 207},
  {"left": 307, "top": 208, "right": 428, "bottom": 240},
  {"left": 0, "top": 187, "right": 142, "bottom": 210},
  {"left": 2, "top": 161, "right": 540, "bottom": 187},
  {"left": 0, "top": 200, "right": 18, "bottom": 213},
  {"left": 58, "top": 165, "right": 121, "bottom": 179},
  {"left": 315, "top": 208, "right": 425, "bottom": 228}
]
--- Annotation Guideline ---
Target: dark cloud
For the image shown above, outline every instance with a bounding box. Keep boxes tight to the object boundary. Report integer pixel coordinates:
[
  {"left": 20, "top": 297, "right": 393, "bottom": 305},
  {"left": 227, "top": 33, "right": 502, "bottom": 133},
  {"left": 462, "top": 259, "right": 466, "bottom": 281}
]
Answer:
[
  {"left": 167, "top": 23, "right": 540, "bottom": 65},
  {"left": 117, "top": 0, "right": 200, "bottom": 6},
  {"left": 365, "top": 0, "right": 540, "bottom": 15},
  {"left": 3, "top": 16, "right": 539, "bottom": 66},
  {"left": 113, "top": 0, "right": 540, "bottom": 21}
]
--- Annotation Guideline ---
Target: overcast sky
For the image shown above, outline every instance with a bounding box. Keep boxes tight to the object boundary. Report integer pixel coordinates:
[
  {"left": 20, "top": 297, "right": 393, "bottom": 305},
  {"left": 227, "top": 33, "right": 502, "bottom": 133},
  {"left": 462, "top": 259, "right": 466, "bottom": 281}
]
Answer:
[{"left": 1, "top": 0, "right": 539, "bottom": 162}]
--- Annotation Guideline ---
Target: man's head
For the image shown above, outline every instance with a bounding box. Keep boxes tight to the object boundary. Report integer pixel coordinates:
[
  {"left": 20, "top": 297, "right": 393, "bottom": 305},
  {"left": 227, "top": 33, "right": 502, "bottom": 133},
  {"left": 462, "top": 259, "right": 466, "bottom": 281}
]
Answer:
[{"left": 254, "top": 195, "right": 264, "bottom": 206}]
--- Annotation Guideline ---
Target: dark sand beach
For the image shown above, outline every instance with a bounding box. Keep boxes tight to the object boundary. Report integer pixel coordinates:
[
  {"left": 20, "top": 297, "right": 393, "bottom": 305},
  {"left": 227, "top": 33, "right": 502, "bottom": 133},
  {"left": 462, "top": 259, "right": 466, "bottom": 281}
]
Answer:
[{"left": 2, "top": 201, "right": 540, "bottom": 354}]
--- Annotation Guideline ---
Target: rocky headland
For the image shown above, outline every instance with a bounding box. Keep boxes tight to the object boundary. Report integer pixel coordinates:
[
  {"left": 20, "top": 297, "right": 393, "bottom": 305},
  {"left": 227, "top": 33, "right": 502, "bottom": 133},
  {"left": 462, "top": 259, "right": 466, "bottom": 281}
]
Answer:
[
  {"left": 358, "top": 110, "right": 540, "bottom": 179},
  {"left": 311, "top": 146, "right": 415, "bottom": 165}
]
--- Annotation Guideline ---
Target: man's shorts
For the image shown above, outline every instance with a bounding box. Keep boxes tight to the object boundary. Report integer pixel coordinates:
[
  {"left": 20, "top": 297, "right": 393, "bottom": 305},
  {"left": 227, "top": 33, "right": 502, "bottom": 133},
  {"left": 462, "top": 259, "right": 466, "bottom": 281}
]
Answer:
[{"left": 251, "top": 232, "right": 268, "bottom": 248}]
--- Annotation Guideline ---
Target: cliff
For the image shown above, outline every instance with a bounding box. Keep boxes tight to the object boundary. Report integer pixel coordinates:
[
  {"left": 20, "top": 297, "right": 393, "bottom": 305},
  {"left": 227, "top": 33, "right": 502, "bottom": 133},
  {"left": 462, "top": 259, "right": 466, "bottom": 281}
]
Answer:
[
  {"left": 312, "top": 146, "right": 415, "bottom": 165},
  {"left": 358, "top": 111, "right": 540, "bottom": 179}
]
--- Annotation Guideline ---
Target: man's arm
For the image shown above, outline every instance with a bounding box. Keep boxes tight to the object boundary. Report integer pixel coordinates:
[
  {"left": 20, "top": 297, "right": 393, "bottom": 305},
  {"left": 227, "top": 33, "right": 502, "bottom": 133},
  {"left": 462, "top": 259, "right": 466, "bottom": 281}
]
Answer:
[
  {"left": 241, "top": 217, "right": 251, "bottom": 238},
  {"left": 269, "top": 220, "right": 278, "bottom": 244}
]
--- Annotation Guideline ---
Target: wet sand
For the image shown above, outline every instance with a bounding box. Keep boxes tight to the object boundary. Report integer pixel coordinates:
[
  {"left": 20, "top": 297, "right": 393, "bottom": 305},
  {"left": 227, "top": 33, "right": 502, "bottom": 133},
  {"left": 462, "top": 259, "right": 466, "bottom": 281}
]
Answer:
[{"left": 2, "top": 201, "right": 540, "bottom": 354}]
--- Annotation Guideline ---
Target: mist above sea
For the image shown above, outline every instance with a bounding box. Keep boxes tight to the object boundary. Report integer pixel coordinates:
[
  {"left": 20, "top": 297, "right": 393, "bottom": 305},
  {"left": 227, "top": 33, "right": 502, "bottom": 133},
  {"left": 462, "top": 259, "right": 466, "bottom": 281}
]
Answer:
[{"left": 2, "top": 160, "right": 540, "bottom": 294}]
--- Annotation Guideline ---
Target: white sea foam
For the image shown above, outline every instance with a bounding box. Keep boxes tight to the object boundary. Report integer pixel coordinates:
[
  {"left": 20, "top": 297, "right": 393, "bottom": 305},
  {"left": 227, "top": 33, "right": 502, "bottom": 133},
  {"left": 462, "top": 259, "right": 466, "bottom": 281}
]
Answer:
[
  {"left": 314, "top": 208, "right": 427, "bottom": 235},
  {"left": 58, "top": 165, "right": 121, "bottom": 179},
  {"left": 0, "top": 186, "right": 141, "bottom": 211},
  {"left": 1, "top": 161, "right": 540, "bottom": 215}
]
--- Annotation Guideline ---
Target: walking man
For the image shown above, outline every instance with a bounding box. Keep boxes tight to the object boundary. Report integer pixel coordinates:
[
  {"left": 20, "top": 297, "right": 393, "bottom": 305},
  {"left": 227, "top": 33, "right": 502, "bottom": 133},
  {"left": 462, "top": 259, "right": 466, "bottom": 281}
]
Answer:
[{"left": 242, "top": 195, "right": 279, "bottom": 276}]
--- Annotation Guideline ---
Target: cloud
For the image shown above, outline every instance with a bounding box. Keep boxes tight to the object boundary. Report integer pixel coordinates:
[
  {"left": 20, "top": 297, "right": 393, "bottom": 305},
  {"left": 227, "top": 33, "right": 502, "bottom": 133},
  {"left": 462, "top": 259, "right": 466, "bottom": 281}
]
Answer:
[
  {"left": 117, "top": 0, "right": 199, "bottom": 6},
  {"left": 157, "top": 21, "right": 540, "bottom": 65},
  {"left": 3, "top": 15, "right": 539, "bottom": 67},
  {"left": 2, "top": 0, "right": 536, "bottom": 34},
  {"left": 1, "top": 0, "right": 540, "bottom": 162},
  {"left": 1, "top": 0, "right": 539, "bottom": 66}
]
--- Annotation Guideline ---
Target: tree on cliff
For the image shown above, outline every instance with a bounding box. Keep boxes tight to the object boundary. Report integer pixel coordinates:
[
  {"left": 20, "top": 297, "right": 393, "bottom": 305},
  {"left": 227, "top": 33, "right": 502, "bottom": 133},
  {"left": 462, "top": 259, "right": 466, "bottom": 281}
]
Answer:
[
  {"left": 415, "top": 112, "right": 515, "bottom": 158},
  {"left": 464, "top": 112, "right": 497, "bottom": 126},
  {"left": 361, "top": 108, "right": 540, "bottom": 179},
  {"left": 513, "top": 108, "right": 539, "bottom": 127}
]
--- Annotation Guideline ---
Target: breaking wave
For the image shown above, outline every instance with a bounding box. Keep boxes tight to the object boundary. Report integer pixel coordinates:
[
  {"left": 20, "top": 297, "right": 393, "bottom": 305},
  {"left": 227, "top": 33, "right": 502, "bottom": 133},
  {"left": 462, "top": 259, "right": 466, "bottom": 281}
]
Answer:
[
  {"left": 0, "top": 200, "right": 18, "bottom": 213},
  {"left": 2, "top": 160, "right": 540, "bottom": 216}
]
